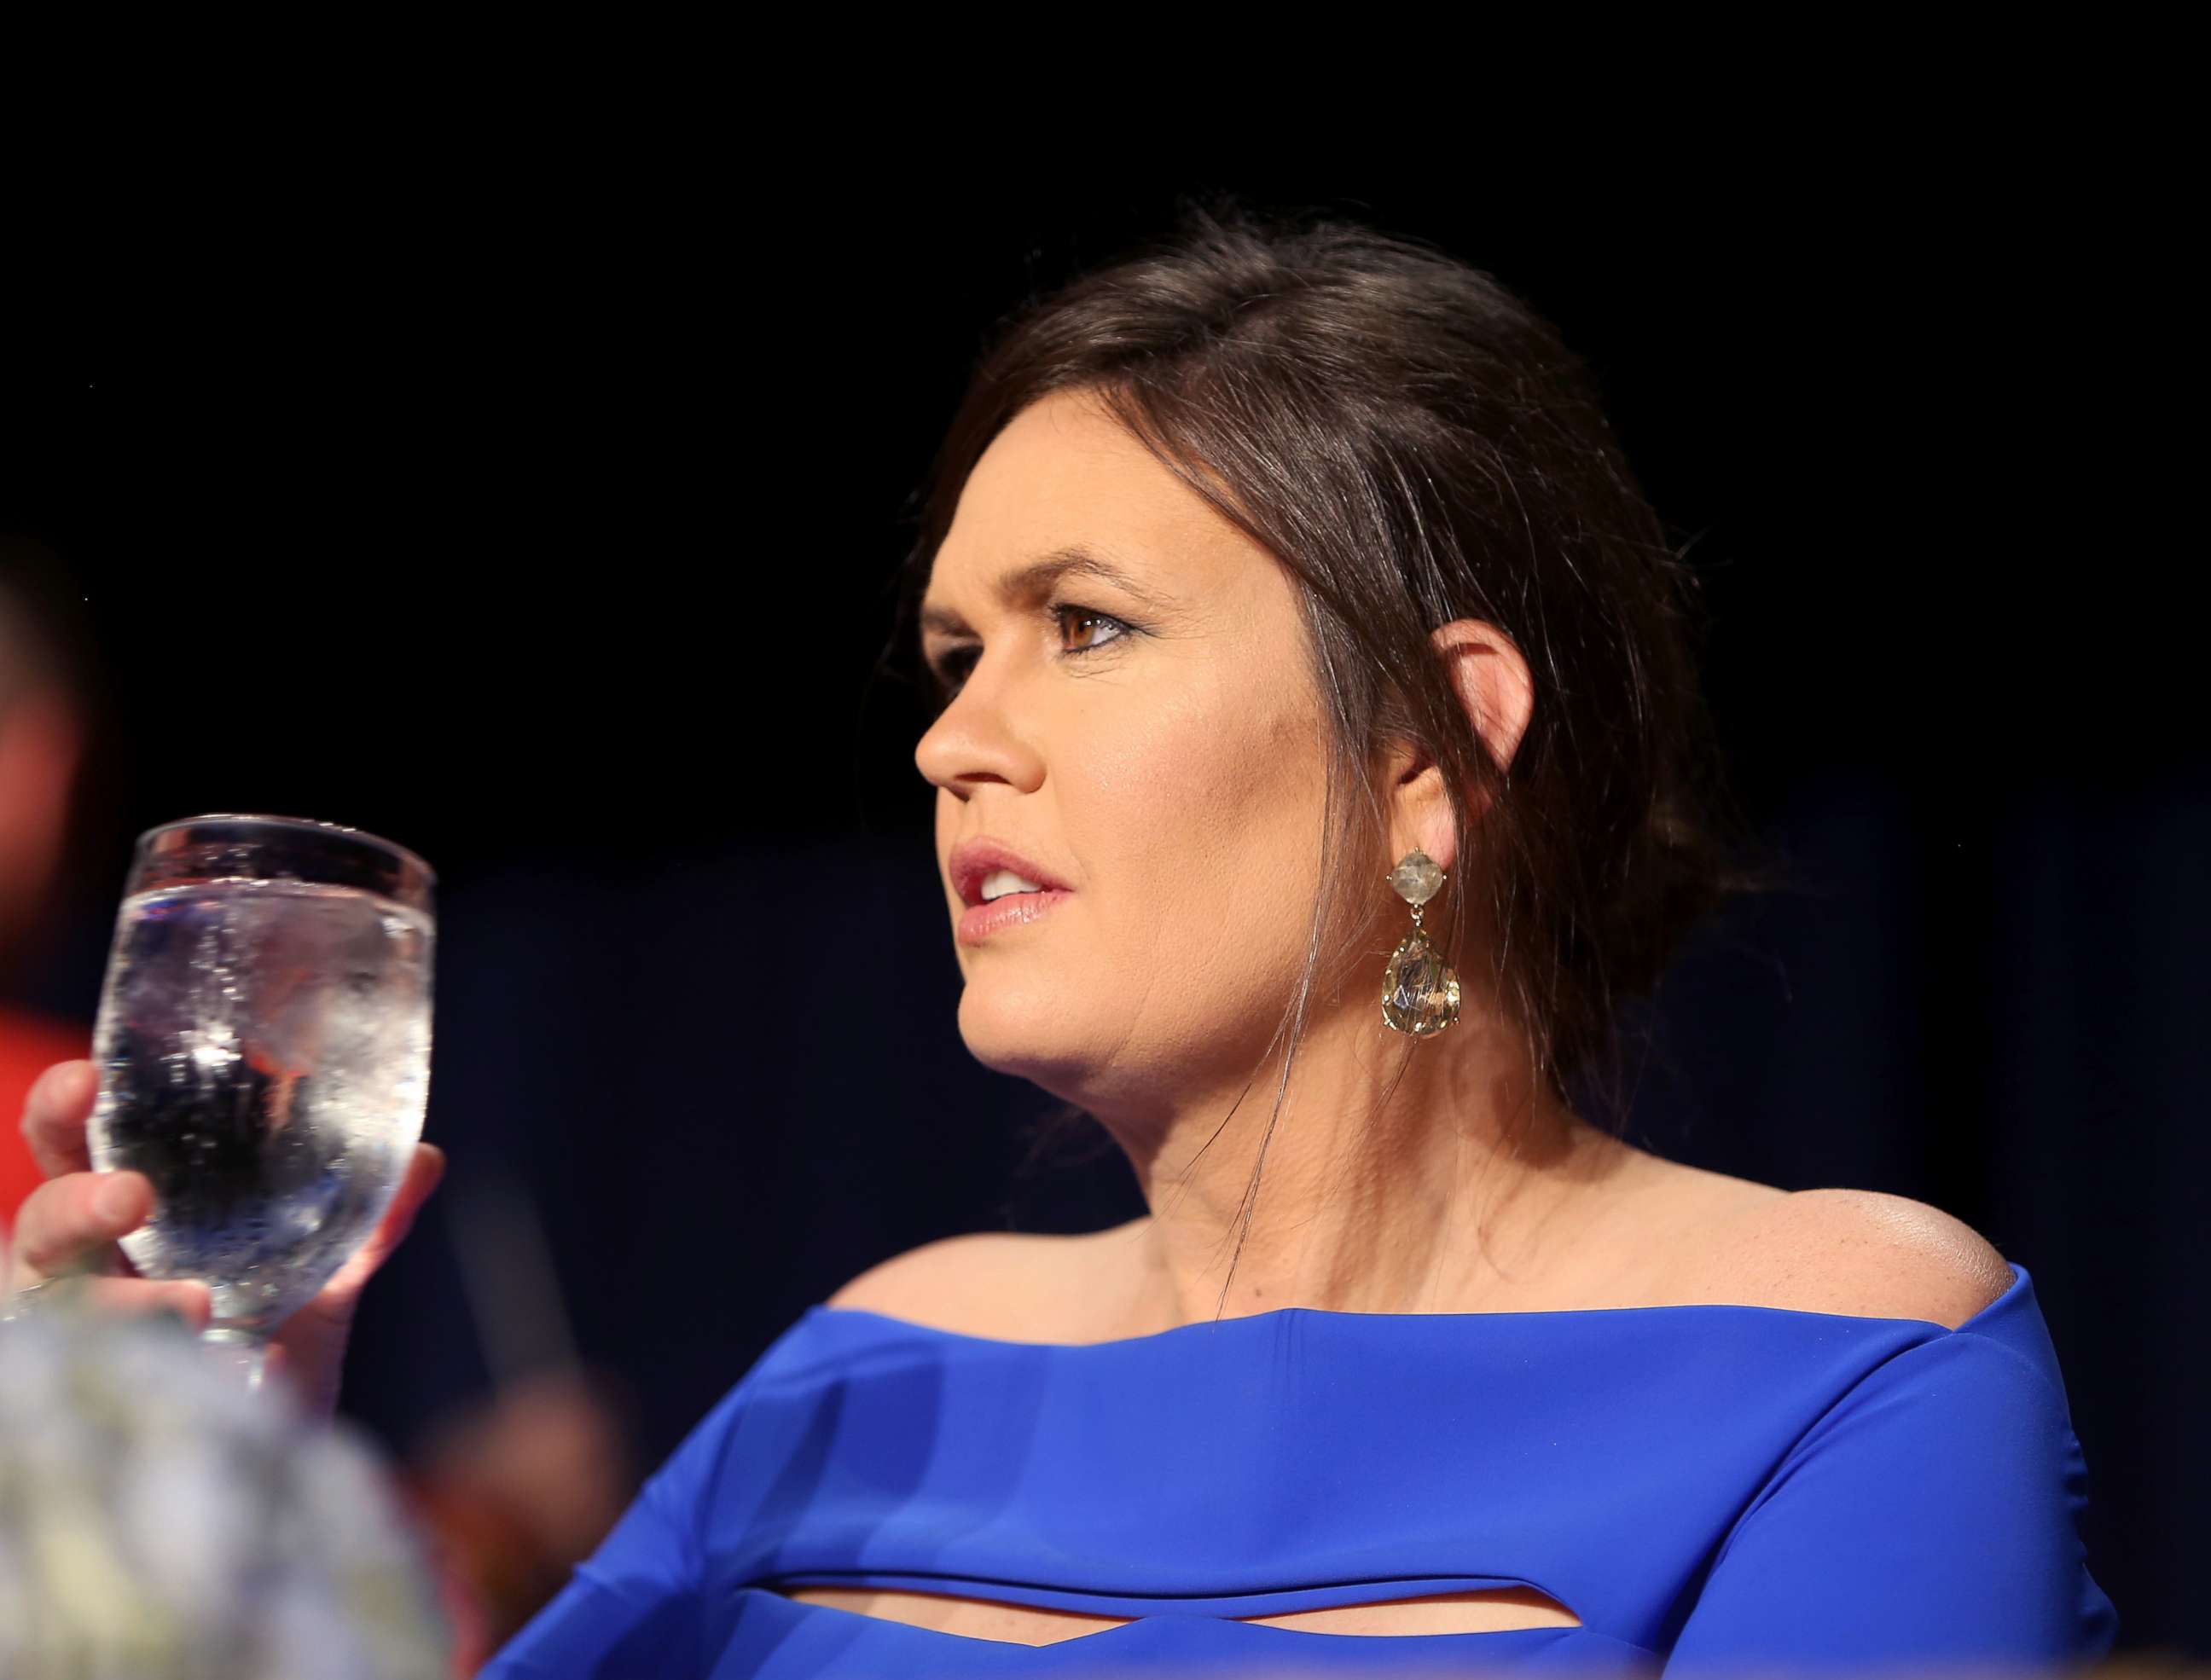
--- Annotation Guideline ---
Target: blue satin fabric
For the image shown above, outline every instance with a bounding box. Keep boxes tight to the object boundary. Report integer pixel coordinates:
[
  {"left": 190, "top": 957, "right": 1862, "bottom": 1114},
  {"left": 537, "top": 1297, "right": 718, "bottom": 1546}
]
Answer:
[{"left": 485, "top": 1260, "right": 2117, "bottom": 1676}]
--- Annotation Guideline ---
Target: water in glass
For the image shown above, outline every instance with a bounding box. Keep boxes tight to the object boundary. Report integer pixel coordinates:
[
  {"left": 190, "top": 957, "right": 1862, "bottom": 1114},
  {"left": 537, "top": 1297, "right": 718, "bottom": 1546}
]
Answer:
[{"left": 87, "top": 878, "right": 432, "bottom": 1340}]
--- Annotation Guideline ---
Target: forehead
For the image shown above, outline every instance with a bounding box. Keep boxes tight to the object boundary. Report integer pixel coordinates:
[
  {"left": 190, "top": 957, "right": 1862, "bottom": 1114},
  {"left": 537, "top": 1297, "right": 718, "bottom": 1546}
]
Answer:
[{"left": 923, "top": 391, "right": 1263, "bottom": 615}]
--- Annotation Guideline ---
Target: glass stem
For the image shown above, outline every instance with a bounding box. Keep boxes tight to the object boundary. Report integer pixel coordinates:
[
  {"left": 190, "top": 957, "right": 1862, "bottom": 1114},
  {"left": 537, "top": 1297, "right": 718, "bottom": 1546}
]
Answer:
[{"left": 200, "top": 1325, "right": 273, "bottom": 1392}]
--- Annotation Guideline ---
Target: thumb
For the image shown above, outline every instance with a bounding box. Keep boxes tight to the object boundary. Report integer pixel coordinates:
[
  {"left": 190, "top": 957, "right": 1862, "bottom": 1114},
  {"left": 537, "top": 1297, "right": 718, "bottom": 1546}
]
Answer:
[{"left": 318, "top": 1142, "right": 445, "bottom": 1307}]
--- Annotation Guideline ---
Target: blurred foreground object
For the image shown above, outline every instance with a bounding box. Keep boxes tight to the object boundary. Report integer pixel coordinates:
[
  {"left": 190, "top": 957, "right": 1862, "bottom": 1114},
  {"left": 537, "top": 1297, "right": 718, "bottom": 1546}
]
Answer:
[{"left": 0, "top": 1272, "right": 450, "bottom": 1679}]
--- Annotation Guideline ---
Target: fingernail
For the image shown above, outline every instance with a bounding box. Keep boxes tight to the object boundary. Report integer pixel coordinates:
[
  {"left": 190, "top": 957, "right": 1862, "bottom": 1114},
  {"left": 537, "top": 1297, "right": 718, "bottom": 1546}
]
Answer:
[{"left": 94, "top": 1176, "right": 139, "bottom": 1225}]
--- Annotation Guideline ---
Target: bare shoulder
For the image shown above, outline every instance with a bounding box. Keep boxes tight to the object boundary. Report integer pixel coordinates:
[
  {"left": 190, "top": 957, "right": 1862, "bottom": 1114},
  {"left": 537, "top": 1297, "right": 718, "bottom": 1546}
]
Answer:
[
  {"left": 1669, "top": 1186, "right": 2017, "bottom": 1330},
  {"left": 823, "top": 1229, "right": 1076, "bottom": 1336}
]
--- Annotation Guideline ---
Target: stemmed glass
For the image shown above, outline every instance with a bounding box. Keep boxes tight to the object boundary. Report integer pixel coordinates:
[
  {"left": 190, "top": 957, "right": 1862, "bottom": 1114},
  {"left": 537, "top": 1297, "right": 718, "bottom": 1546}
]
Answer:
[{"left": 84, "top": 814, "right": 435, "bottom": 1388}]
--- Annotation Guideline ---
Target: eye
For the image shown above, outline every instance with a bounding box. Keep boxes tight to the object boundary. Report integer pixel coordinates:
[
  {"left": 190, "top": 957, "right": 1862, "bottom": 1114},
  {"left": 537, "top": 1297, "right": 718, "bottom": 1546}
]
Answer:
[
  {"left": 1052, "top": 601, "right": 1130, "bottom": 656},
  {"left": 924, "top": 600, "right": 1135, "bottom": 700},
  {"left": 929, "top": 647, "right": 978, "bottom": 695}
]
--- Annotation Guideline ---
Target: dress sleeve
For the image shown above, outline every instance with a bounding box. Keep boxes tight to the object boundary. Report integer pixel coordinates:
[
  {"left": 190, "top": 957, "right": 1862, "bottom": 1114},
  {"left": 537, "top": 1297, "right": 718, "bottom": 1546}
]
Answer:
[
  {"left": 477, "top": 1357, "right": 766, "bottom": 1678},
  {"left": 1663, "top": 1329, "right": 2120, "bottom": 1672}
]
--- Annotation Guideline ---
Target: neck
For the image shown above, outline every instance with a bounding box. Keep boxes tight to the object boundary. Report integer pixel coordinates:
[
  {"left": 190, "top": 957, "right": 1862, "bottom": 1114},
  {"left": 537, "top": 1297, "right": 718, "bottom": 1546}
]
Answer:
[{"left": 1081, "top": 978, "right": 1632, "bottom": 1331}]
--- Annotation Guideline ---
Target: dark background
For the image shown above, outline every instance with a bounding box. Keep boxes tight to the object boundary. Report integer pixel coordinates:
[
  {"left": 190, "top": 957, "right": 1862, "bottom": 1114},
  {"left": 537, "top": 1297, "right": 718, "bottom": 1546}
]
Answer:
[{"left": 3, "top": 167, "right": 2196, "bottom": 1658}]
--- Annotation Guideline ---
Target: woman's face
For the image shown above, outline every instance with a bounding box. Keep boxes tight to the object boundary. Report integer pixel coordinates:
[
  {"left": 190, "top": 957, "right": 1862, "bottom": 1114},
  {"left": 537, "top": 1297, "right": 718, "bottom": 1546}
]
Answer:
[{"left": 915, "top": 390, "right": 1349, "bottom": 1119}]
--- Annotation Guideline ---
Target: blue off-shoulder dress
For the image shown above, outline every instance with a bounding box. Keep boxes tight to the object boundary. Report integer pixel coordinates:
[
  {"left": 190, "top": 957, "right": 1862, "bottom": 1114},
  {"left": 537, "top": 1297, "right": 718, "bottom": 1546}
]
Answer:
[{"left": 484, "top": 1260, "right": 2117, "bottom": 1677}]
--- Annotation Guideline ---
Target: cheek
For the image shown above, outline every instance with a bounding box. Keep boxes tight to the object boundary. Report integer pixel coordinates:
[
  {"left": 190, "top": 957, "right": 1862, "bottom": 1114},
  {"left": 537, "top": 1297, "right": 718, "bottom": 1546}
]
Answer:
[
  {"left": 931, "top": 795, "right": 959, "bottom": 935},
  {"left": 934, "top": 793, "right": 960, "bottom": 898},
  {"left": 1065, "top": 681, "right": 1330, "bottom": 1003}
]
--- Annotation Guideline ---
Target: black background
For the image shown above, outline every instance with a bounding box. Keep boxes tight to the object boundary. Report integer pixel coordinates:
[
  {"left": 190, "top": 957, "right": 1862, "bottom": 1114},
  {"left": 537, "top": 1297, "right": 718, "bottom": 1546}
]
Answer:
[{"left": 3, "top": 153, "right": 2196, "bottom": 1657}]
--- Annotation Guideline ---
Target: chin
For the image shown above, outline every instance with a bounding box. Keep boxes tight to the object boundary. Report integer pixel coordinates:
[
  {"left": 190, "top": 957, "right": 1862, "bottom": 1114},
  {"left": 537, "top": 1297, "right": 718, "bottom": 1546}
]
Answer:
[{"left": 955, "top": 985, "right": 1094, "bottom": 1088}]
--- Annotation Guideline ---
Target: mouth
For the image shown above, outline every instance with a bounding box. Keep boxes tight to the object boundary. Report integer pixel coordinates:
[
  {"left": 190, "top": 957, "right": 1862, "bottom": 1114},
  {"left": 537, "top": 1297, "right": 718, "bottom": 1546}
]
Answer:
[{"left": 949, "top": 838, "right": 1075, "bottom": 918}]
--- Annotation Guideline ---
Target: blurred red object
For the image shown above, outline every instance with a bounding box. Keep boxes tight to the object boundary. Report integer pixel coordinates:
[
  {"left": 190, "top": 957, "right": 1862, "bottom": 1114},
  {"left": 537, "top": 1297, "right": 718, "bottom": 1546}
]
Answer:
[
  {"left": 0, "top": 1010, "right": 89, "bottom": 1226},
  {"left": 3, "top": 549, "right": 94, "bottom": 1231}
]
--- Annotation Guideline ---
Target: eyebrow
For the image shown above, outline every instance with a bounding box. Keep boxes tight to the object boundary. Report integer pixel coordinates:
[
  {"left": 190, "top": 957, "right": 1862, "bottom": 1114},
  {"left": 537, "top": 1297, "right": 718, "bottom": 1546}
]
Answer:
[{"left": 918, "top": 544, "right": 1173, "bottom": 637}]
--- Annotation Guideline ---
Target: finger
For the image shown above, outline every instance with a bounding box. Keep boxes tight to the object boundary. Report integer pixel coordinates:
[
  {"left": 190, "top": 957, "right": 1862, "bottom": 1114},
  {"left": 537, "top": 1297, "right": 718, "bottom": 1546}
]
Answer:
[
  {"left": 394, "top": 1141, "right": 446, "bottom": 1229},
  {"left": 315, "top": 1143, "right": 445, "bottom": 1306},
  {"left": 20, "top": 1060, "right": 97, "bottom": 1179},
  {"left": 254, "top": 1339, "right": 328, "bottom": 1421},
  {"left": 75, "top": 1274, "right": 213, "bottom": 1333},
  {"left": 9, "top": 1170, "right": 151, "bottom": 1278},
  {"left": 362, "top": 1142, "right": 444, "bottom": 1271},
  {"left": 274, "top": 1144, "right": 446, "bottom": 1420}
]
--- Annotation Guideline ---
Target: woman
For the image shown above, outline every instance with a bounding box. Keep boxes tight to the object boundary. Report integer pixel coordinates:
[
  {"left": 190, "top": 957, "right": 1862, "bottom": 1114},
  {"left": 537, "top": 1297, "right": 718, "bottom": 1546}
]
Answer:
[{"left": 11, "top": 198, "right": 2119, "bottom": 1675}]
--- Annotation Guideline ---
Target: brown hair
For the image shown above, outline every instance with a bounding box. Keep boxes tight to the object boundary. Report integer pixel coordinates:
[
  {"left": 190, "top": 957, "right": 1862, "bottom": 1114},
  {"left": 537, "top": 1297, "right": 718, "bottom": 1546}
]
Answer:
[{"left": 875, "top": 193, "right": 1784, "bottom": 1306}]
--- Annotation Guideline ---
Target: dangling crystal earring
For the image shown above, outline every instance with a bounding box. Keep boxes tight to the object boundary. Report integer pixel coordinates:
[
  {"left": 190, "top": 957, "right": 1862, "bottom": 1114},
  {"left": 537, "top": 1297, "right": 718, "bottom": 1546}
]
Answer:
[{"left": 1382, "top": 847, "right": 1461, "bottom": 1038}]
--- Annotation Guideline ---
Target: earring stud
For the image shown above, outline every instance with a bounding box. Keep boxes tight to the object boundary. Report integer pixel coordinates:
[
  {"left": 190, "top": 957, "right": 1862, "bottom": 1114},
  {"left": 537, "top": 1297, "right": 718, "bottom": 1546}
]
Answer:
[{"left": 1381, "top": 847, "right": 1460, "bottom": 1038}]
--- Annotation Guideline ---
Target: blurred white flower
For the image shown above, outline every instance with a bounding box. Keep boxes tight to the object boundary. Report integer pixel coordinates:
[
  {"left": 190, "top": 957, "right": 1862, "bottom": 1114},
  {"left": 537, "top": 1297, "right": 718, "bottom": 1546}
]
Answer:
[{"left": 0, "top": 1284, "right": 449, "bottom": 1680}]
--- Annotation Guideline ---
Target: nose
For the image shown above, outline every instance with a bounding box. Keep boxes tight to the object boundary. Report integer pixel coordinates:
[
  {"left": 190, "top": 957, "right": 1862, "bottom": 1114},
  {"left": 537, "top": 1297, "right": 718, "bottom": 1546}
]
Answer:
[{"left": 914, "top": 660, "right": 1044, "bottom": 801}]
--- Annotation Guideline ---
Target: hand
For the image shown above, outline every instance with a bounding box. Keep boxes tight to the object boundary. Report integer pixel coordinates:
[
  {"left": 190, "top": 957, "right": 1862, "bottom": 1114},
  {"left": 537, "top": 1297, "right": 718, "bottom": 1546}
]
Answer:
[{"left": 9, "top": 1059, "right": 444, "bottom": 1422}]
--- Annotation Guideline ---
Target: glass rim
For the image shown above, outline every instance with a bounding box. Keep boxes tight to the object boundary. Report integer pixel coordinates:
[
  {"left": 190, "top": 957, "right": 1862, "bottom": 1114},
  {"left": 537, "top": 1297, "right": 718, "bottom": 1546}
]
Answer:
[{"left": 131, "top": 813, "right": 438, "bottom": 888}]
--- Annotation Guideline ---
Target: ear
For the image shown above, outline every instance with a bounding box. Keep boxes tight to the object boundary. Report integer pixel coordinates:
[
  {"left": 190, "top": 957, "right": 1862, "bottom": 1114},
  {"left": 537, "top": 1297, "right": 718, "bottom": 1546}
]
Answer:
[{"left": 1384, "top": 618, "right": 1535, "bottom": 876}]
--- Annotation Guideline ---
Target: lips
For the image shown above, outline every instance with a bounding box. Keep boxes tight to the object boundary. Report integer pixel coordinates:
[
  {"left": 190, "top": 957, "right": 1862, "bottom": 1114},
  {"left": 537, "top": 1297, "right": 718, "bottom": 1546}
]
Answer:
[
  {"left": 956, "top": 885, "right": 1073, "bottom": 946},
  {"left": 947, "top": 837, "right": 1075, "bottom": 949},
  {"left": 948, "top": 837, "right": 1073, "bottom": 909}
]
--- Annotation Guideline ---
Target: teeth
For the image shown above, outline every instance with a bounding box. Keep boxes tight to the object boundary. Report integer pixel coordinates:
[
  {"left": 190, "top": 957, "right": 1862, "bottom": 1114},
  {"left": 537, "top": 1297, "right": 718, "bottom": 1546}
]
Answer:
[{"left": 979, "top": 867, "right": 1045, "bottom": 902}]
